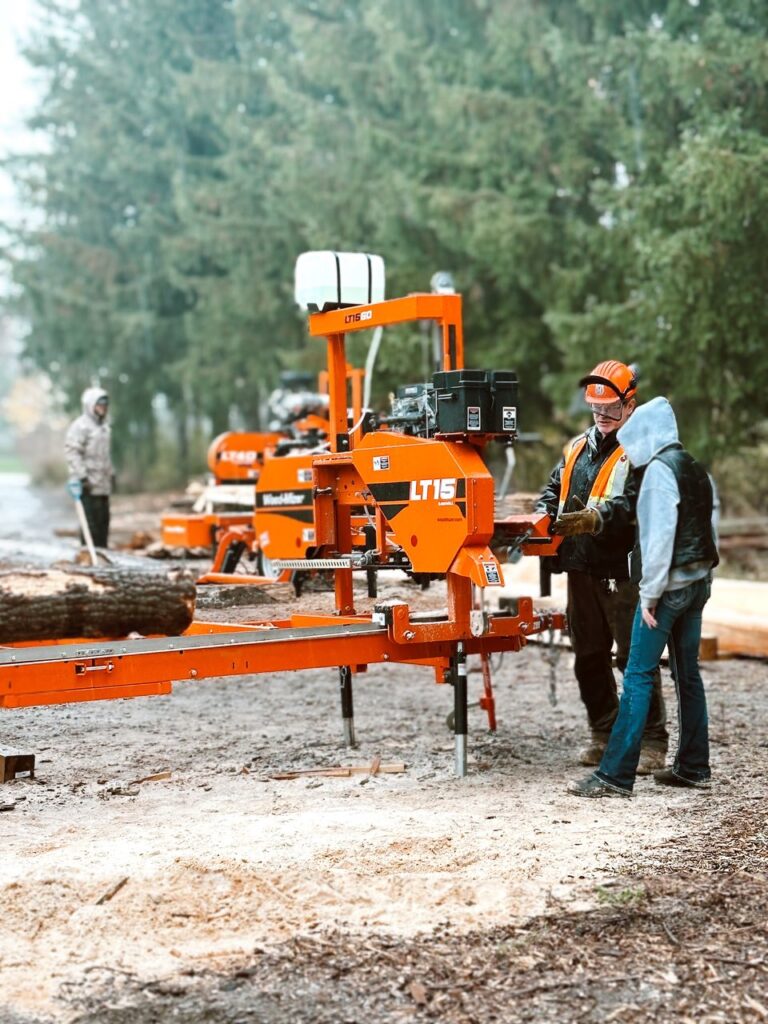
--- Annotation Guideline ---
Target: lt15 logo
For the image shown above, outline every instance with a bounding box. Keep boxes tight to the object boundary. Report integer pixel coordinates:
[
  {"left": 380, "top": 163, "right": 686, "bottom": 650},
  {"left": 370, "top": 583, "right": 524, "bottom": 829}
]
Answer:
[{"left": 409, "top": 478, "right": 457, "bottom": 500}]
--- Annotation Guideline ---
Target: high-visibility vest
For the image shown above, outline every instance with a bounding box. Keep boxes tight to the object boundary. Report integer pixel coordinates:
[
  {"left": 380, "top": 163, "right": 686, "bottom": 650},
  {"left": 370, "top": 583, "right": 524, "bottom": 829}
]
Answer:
[{"left": 557, "top": 434, "right": 630, "bottom": 517}]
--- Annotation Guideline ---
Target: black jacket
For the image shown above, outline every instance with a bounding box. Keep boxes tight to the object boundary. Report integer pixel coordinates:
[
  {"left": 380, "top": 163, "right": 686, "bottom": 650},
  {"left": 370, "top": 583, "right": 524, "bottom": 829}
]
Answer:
[{"left": 537, "top": 425, "right": 638, "bottom": 580}]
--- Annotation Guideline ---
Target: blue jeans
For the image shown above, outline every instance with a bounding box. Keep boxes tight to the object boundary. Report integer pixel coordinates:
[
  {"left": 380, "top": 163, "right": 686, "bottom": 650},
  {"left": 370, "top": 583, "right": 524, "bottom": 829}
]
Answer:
[{"left": 595, "top": 577, "right": 711, "bottom": 793}]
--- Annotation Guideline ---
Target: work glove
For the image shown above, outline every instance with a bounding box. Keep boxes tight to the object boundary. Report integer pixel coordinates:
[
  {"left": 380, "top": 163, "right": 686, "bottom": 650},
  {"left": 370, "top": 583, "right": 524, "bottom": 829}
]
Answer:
[
  {"left": 66, "top": 478, "right": 83, "bottom": 501},
  {"left": 552, "top": 507, "right": 602, "bottom": 536}
]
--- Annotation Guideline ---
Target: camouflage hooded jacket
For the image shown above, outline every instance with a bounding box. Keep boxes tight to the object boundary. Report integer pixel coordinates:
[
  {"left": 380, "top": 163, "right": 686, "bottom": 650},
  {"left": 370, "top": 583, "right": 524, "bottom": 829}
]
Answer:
[{"left": 64, "top": 387, "right": 114, "bottom": 495}]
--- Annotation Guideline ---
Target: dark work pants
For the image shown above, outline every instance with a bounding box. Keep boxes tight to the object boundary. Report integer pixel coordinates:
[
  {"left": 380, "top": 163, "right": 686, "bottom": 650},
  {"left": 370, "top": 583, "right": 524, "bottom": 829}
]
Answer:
[
  {"left": 566, "top": 571, "right": 668, "bottom": 750},
  {"left": 80, "top": 493, "right": 110, "bottom": 548}
]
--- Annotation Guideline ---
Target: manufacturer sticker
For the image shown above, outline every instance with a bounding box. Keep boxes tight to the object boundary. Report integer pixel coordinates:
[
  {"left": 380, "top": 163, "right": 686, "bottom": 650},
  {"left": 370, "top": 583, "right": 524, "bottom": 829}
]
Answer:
[
  {"left": 297, "top": 468, "right": 313, "bottom": 483},
  {"left": 409, "top": 478, "right": 457, "bottom": 500},
  {"left": 262, "top": 491, "right": 305, "bottom": 506},
  {"left": 220, "top": 449, "right": 258, "bottom": 464},
  {"left": 482, "top": 562, "right": 501, "bottom": 585},
  {"left": 302, "top": 528, "right": 316, "bottom": 543},
  {"left": 502, "top": 406, "right": 517, "bottom": 432},
  {"left": 466, "top": 406, "right": 482, "bottom": 431},
  {"left": 373, "top": 455, "right": 390, "bottom": 471}
]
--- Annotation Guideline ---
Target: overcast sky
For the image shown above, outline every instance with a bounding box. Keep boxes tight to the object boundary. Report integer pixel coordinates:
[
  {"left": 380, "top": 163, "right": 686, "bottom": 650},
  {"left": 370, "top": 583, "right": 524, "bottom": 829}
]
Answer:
[{"left": 0, "top": 0, "right": 43, "bottom": 225}]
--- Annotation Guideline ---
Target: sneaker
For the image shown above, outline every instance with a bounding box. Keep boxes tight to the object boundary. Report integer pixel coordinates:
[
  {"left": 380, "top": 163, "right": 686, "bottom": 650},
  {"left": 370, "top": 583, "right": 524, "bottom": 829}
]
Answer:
[
  {"left": 567, "top": 774, "right": 631, "bottom": 799},
  {"left": 637, "top": 748, "right": 667, "bottom": 775},
  {"left": 577, "top": 741, "right": 606, "bottom": 767},
  {"left": 653, "top": 768, "right": 711, "bottom": 790}
]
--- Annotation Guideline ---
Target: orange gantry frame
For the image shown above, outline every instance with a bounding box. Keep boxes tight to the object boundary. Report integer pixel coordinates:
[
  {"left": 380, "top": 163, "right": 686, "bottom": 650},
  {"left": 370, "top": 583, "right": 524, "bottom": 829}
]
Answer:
[{"left": 0, "top": 292, "right": 563, "bottom": 776}]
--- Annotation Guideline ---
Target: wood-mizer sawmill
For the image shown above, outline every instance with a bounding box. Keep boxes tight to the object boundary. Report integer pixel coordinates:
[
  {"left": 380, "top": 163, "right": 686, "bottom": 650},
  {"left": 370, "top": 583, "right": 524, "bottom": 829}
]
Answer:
[{"left": 0, "top": 252, "right": 564, "bottom": 777}]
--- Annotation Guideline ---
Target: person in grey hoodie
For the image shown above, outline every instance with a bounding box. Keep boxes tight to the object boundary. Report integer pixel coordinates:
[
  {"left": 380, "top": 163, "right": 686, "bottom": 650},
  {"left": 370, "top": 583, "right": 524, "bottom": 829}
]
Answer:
[
  {"left": 64, "top": 386, "right": 114, "bottom": 548},
  {"left": 567, "top": 397, "right": 718, "bottom": 798}
]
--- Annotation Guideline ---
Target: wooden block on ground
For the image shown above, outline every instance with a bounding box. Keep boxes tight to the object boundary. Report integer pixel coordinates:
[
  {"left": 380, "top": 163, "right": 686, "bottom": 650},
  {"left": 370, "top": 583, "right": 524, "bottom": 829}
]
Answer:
[
  {"left": 0, "top": 749, "right": 35, "bottom": 783},
  {"left": 699, "top": 634, "right": 719, "bottom": 661}
]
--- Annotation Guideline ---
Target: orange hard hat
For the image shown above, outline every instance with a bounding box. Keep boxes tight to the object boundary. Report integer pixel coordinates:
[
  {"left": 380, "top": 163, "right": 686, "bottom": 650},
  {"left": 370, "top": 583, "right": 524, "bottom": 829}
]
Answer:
[{"left": 578, "top": 360, "right": 637, "bottom": 404}]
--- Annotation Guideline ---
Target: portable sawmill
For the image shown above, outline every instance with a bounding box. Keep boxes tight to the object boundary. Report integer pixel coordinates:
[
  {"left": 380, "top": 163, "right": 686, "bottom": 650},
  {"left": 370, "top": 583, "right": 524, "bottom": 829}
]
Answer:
[
  {"left": 197, "top": 365, "right": 366, "bottom": 584},
  {"left": 0, "top": 252, "right": 564, "bottom": 777},
  {"left": 160, "top": 369, "right": 339, "bottom": 558}
]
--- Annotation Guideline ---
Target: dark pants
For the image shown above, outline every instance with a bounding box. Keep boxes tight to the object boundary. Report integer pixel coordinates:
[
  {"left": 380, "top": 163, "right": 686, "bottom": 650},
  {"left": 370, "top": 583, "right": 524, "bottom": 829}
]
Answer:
[
  {"left": 567, "top": 571, "right": 668, "bottom": 750},
  {"left": 596, "top": 578, "right": 711, "bottom": 792},
  {"left": 81, "top": 493, "right": 110, "bottom": 548}
]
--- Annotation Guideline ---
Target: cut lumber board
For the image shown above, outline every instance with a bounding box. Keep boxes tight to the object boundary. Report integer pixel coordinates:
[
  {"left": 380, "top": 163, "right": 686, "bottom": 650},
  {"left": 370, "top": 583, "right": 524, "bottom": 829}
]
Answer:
[
  {"left": 268, "top": 762, "right": 406, "bottom": 781},
  {"left": 496, "top": 560, "right": 768, "bottom": 659}
]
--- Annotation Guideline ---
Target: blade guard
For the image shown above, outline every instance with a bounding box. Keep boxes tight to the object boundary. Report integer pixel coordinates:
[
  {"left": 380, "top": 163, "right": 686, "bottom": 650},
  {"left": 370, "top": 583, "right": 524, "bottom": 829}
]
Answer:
[{"left": 450, "top": 545, "right": 504, "bottom": 587}]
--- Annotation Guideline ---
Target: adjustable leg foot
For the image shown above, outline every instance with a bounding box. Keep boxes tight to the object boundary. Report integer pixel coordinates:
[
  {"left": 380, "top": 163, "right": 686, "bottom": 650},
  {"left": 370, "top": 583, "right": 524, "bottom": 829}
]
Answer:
[
  {"left": 453, "top": 643, "right": 468, "bottom": 778},
  {"left": 339, "top": 665, "right": 357, "bottom": 748}
]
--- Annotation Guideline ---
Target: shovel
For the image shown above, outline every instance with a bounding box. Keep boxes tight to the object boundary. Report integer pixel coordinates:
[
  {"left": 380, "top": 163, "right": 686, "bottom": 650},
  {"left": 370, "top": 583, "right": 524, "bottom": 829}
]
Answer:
[{"left": 66, "top": 480, "right": 99, "bottom": 566}]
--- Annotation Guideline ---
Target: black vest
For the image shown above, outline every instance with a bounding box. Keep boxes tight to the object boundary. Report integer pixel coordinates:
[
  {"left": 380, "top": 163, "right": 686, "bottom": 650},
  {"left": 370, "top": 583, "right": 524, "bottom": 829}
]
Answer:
[{"left": 630, "top": 445, "right": 719, "bottom": 583}]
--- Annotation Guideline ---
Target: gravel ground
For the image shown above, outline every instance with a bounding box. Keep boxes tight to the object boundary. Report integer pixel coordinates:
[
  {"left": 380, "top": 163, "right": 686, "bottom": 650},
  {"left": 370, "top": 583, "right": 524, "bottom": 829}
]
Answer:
[
  {"left": 1, "top": 573, "right": 767, "bottom": 1023},
  {"left": 1, "top": 488, "right": 766, "bottom": 1022}
]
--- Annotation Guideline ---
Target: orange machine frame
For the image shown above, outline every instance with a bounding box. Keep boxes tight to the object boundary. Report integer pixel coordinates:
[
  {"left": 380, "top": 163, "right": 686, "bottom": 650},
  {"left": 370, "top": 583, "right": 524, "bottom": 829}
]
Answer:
[
  {"left": 161, "top": 430, "right": 283, "bottom": 550},
  {"left": 1, "top": 293, "right": 563, "bottom": 777},
  {"left": 197, "top": 363, "right": 367, "bottom": 584}
]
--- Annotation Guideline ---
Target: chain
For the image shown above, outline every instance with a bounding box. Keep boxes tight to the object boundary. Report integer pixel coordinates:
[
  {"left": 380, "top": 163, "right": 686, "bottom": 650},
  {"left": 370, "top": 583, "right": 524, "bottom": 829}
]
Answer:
[{"left": 540, "top": 624, "right": 561, "bottom": 707}]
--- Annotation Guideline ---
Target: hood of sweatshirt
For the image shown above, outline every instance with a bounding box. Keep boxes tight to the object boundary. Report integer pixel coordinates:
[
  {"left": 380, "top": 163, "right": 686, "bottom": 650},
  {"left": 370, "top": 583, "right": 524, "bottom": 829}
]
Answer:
[
  {"left": 616, "top": 396, "right": 679, "bottom": 468},
  {"left": 81, "top": 386, "right": 109, "bottom": 421}
]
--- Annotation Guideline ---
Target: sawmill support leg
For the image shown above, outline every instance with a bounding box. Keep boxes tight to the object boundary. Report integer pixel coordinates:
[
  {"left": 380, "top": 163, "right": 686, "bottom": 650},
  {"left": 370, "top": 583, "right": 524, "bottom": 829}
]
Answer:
[
  {"left": 453, "top": 643, "right": 468, "bottom": 778},
  {"left": 339, "top": 665, "right": 356, "bottom": 748}
]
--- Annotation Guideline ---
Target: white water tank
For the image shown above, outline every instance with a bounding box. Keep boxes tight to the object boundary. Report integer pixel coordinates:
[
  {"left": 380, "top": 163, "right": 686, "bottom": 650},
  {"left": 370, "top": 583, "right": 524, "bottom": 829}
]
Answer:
[{"left": 294, "top": 251, "right": 385, "bottom": 312}]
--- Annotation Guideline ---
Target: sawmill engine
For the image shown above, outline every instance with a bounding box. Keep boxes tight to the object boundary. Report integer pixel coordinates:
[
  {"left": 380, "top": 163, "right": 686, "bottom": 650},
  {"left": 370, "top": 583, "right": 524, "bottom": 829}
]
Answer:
[
  {"left": 267, "top": 376, "right": 329, "bottom": 433},
  {"left": 385, "top": 382, "right": 436, "bottom": 437},
  {"left": 384, "top": 369, "right": 519, "bottom": 441}
]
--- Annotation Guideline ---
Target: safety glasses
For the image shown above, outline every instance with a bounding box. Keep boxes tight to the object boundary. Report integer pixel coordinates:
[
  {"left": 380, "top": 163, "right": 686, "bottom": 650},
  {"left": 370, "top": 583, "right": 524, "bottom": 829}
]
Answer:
[{"left": 588, "top": 400, "right": 624, "bottom": 421}]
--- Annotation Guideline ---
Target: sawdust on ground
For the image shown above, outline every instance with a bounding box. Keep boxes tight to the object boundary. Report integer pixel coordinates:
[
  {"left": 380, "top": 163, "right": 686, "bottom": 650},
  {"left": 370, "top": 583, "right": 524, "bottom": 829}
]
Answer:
[
  {"left": 1, "top": 569, "right": 767, "bottom": 1022},
  {"left": 2, "top": 489, "right": 767, "bottom": 1021}
]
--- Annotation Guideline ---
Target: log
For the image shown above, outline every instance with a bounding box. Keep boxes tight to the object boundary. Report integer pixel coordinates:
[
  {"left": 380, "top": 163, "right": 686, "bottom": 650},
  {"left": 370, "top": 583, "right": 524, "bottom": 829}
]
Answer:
[{"left": 0, "top": 564, "right": 196, "bottom": 644}]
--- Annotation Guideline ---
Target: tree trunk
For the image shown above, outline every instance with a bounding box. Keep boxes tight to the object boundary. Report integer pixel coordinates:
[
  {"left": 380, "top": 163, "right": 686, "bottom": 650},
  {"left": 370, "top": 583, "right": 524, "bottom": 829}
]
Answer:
[{"left": 0, "top": 565, "right": 196, "bottom": 644}]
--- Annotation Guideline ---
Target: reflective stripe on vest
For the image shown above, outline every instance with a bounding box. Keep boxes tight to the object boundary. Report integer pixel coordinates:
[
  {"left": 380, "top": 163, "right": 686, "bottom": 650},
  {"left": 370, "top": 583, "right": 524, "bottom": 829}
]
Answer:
[{"left": 557, "top": 436, "right": 630, "bottom": 516}]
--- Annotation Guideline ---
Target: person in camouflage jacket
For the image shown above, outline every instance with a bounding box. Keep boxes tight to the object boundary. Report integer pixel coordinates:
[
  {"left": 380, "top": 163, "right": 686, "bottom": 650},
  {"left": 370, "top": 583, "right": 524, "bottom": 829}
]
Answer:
[{"left": 64, "top": 386, "right": 114, "bottom": 548}]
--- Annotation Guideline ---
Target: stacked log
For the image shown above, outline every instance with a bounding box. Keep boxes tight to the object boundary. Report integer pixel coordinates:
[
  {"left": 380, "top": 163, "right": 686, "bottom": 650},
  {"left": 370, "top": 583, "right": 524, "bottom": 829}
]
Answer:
[
  {"left": 0, "top": 564, "right": 195, "bottom": 644},
  {"left": 495, "top": 492, "right": 540, "bottom": 516}
]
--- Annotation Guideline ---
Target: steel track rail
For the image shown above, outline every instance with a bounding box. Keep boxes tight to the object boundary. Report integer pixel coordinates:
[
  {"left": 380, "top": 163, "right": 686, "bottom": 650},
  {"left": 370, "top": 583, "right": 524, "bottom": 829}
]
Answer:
[{"left": 0, "top": 622, "right": 386, "bottom": 667}]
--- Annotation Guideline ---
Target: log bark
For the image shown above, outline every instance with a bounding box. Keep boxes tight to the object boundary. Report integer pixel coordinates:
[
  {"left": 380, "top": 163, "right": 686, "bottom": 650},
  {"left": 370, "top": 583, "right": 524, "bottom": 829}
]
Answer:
[{"left": 0, "top": 564, "right": 196, "bottom": 644}]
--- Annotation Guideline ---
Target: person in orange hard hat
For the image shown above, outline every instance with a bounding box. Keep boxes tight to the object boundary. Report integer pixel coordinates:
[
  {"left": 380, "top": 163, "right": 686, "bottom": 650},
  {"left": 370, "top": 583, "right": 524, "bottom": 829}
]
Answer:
[{"left": 536, "top": 360, "right": 668, "bottom": 772}]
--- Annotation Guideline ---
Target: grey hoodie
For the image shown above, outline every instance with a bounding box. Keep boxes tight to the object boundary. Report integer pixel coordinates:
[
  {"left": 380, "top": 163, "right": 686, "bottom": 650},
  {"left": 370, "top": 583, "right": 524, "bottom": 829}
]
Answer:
[
  {"left": 64, "top": 387, "right": 114, "bottom": 495},
  {"left": 617, "top": 397, "right": 713, "bottom": 608}
]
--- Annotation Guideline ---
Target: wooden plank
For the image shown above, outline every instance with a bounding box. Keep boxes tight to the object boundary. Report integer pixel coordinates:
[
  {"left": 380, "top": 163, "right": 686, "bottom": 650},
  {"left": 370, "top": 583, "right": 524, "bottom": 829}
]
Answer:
[
  {"left": 701, "top": 613, "right": 768, "bottom": 659},
  {"left": 268, "top": 762, "right": 406, "bottom": 781},
  {"left": 699, "top": 634, "right": 719, "bottom": 661},
  {"left": 498, "top": 563, "right": 768, "bottom": 659}
]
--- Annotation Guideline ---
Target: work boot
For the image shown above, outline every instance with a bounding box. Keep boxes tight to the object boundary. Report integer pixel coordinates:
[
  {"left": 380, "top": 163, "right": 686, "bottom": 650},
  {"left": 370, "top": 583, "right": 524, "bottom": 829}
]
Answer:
[
  {"left": 577, "top": 737, "right": 607, "bottom": 767},
  {"left": 653, "top": 768, "right": 711, "bottom": 790},
  {"left": 636, "top": 748, "right": 667, "bottom": 775},
  {"left": 567, "top": 774, "right": 631, "bottom": 799}
]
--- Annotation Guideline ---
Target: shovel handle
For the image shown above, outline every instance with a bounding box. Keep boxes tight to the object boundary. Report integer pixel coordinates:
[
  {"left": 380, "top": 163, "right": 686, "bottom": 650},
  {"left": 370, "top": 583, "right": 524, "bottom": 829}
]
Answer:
[{"left": 73, "top": 498, "right": 99, "bottom": 566}]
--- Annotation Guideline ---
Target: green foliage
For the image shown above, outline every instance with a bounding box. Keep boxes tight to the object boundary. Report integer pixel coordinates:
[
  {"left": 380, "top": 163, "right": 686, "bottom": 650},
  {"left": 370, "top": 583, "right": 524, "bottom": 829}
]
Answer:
[{"left": 2, "top": 0, "right": 768, "bottom": 481}]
